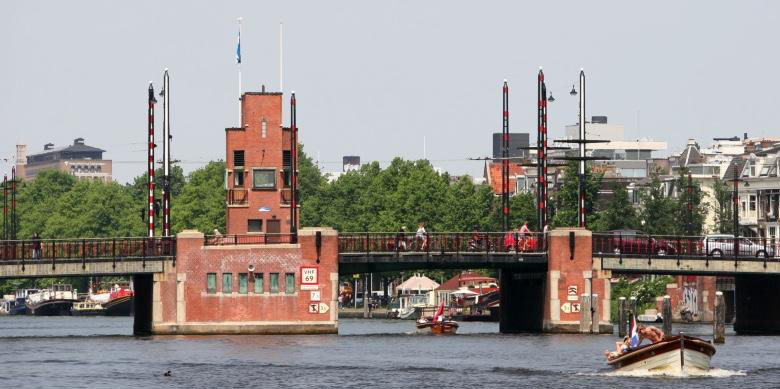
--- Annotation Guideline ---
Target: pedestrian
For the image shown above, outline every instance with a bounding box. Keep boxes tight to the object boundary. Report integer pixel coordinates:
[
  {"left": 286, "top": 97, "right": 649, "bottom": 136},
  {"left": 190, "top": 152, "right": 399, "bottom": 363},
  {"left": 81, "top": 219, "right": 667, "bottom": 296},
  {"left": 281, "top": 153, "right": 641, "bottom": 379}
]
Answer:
[
  {"left": 32, "top": 232, "right": 41, "bottom": 259},
  {"left": 519, "top": 221, "right": 530, "bottom": 252},
  {"left": 416, "top": 223, "right": 428, "bottom": 250}
]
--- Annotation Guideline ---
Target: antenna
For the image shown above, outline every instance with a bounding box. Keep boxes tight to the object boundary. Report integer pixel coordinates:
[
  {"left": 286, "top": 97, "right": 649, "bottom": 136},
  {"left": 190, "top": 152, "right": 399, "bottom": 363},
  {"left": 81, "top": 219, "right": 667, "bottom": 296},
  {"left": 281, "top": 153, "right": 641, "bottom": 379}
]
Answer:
[{"left": 280, "top": 22, "right": 284, "bottom": 93}]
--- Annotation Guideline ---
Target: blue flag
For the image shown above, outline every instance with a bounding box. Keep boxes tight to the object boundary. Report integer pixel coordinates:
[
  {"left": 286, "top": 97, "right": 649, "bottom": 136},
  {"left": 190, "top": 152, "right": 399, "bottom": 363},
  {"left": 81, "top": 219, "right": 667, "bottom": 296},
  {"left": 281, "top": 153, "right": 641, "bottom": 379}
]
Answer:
[
  {"left": 236, "top": 23, "right": 241, "bottom": 64},
  {"left": 629, "top": 314, "right": 639, "bottom": 348}
]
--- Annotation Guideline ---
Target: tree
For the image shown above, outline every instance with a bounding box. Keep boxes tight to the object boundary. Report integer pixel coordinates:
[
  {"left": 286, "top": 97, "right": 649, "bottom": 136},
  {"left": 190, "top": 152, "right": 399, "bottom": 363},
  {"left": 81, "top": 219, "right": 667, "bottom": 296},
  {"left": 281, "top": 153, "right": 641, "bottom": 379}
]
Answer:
[
  {"left": 550, "top": 162, "right": 603, "bottom": 228},
  {"left": 171, "top": 161, "right": 226, "bottom": 235},
  {"left": 711, "top": 177, "right": 734, "bottom": 234},
  {"left": 601, "top": 183, "right": 637, "bottom": 231},
  {"left": 638, "top": 173, "right": 676, "bottom": 235},
  {"left": 672, "top": 168, "right": 707, "bottom": 236}
]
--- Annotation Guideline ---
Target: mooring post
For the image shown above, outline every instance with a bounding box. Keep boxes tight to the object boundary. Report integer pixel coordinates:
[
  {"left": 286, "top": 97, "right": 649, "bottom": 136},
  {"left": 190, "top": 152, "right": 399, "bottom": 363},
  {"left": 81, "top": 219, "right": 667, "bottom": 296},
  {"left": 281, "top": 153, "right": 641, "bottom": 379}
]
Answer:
[
  {"left": 618, "top": 296, "right": 627, "bottom": 337},
  {"left": 714, "top": 291, "right": 725, "bottom": 344},
  {"left": 663, "top": 295, "right": 672, "bottom": 338},
  {"left": 591, "top": 293, "right": 600, "bottom": 334},
  {"left": 629, "top": 296, "right": 637, "bottom": 319},
  {"left": 580, "top": 293, "right": 591, "bottom": 333},
  {"left": 363, "top": 273, "right": 370, "bottom": 319}
]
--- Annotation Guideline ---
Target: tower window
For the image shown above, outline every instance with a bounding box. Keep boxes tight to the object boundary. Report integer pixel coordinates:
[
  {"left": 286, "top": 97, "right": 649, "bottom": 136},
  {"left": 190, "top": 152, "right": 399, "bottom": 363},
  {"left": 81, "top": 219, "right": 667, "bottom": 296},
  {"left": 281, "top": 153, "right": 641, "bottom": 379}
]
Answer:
[
  {"left": 261, "top": 116, "right": 267, "bottom": 139},
  {"left": 233, "top": 150, "right": 245, "bottom": 167}
]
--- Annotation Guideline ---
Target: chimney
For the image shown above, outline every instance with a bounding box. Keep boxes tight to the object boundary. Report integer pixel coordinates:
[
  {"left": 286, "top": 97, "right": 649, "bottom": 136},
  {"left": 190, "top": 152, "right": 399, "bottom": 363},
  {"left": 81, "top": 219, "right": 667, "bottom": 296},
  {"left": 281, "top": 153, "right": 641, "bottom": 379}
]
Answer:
[
  {"left": 261, "top": 85, "right": 266, "bottom": 93},
  {"left": 44, "top": 143, "right": 54, "bottom": 150},
  {"left": 74, "top": 137, "right": 85, "bottom": 145},
  {"left": 744, "top": 132, "right": 748, "bottom": 141}
]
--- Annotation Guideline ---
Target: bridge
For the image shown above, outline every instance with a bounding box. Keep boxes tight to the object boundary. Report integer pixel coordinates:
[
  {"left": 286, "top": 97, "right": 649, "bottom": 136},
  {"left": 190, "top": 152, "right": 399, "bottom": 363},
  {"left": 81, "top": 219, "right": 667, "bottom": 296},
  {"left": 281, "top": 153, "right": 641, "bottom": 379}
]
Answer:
[{"left": 2, "top": 229, "right": 780, "bottom": 335}]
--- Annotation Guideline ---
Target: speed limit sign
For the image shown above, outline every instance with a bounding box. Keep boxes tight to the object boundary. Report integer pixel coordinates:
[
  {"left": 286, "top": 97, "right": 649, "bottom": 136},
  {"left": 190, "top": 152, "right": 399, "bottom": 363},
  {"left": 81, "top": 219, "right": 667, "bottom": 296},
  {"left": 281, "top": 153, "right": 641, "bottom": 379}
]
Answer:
[{"left": 301, "top": 266, "right": 319, "bottom": 286}]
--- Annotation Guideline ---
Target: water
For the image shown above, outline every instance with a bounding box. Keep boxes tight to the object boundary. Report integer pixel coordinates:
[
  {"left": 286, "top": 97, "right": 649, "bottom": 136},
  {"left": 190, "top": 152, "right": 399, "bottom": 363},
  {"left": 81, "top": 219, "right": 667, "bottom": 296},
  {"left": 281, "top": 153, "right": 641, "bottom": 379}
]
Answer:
[{"left": 0, "top": 317, "right": 776, "bottom": 388}]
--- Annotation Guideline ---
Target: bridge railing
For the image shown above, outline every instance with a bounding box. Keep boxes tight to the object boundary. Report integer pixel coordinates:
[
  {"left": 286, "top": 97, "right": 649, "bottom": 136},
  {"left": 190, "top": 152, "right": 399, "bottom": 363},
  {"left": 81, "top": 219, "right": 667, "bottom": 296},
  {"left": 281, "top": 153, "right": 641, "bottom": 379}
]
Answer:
[
  {"left": 592, "top": 233, "right": 780, "bottom": 259},
  {"left": 338, "top": 232, "right": 547, "bottom": 254},
  {"left": 0, "top": 237, "right": 176, "bottom": 261},
  {"left": 204, "top": 233, "right": 295, "bottom": 246}
]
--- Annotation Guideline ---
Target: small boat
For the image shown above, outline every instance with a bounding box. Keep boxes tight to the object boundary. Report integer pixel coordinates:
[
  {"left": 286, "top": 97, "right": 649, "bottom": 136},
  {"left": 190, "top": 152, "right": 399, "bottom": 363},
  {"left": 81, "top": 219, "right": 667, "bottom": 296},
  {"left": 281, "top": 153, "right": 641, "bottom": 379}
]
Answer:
[
  {"left": 415, "top": 302, "right": 459, "bottom": 334},
  {"left": 102, "top": 283, "right": 134, "bottom": 316},
  {"left": 607, "top": 335, "right": 716, "bottom": 372},
  {"left": 71, "top": 300, "right": 105, "bottom": 316}
]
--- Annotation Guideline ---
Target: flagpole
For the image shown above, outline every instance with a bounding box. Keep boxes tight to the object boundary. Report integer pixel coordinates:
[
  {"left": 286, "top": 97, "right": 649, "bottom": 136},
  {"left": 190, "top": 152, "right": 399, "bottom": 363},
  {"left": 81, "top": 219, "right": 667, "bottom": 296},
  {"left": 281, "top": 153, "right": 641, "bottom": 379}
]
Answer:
[{"left": 237, "top": 17, "right": 243, "bottom": 127}]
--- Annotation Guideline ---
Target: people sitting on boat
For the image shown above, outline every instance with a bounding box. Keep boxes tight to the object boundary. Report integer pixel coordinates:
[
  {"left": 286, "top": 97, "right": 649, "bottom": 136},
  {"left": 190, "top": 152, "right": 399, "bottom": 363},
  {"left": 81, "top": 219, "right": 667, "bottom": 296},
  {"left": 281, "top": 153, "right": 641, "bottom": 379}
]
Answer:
[
  {"left": 605, "top": 336, "right": 631, "bottom": 360},
  {"left": 638, "top": 325, "right": 665, "bottom": 344}
]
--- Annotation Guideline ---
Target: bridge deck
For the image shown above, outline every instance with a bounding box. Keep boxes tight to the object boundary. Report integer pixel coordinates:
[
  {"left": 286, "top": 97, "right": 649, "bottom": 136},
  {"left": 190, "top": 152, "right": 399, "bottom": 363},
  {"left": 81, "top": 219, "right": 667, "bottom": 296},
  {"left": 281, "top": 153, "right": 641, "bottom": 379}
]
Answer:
[
  {"left": 600, "top": 254, "right": 780, "bottom": 275},
  {"left": 339, "top": 252, "right": 547, "bottom": 274}
]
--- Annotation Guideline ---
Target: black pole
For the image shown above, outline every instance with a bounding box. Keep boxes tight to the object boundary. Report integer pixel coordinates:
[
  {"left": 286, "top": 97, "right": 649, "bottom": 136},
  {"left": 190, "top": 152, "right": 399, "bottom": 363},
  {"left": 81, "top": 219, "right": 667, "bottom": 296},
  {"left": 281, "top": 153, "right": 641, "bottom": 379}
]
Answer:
[
  {"left": 537, "top": 70, "right": 543, "bottom": 231},
  {"left": 733, "top": 165, "right": 739, "bottom": 238},
  {"left": 687, "top": 173, "right": 693, "bottom": 236},
  {"left": 290, "top": 93, "right": 298, "bottom": 243}
]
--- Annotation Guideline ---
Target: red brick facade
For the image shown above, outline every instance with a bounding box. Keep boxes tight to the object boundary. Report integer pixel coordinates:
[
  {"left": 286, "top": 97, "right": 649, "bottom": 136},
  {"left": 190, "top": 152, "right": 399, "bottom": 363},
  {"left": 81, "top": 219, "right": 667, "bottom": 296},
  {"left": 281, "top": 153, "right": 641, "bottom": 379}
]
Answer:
[
  {"left": 544, "top": 228, "right": 611, "bottom": 333},
  {"left": 225, "top": 91, "right": 297, "bottom": 235},
  {"left": 152, "top": 228, "right": 338, "bottom": 334}
]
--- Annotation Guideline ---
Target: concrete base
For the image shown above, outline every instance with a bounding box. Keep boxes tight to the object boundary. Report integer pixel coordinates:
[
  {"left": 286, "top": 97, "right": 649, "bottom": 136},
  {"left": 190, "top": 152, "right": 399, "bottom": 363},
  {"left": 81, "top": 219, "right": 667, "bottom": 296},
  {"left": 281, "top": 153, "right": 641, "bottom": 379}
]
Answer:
[
  {"left": 152, "top": 321, "right": 338, "bottom": 335},
  {"left": 735, "top": 274, "right": 780, "bottom": 334},
  {"left": 543, "top": 321, "right": 613, "bottom": 334}
]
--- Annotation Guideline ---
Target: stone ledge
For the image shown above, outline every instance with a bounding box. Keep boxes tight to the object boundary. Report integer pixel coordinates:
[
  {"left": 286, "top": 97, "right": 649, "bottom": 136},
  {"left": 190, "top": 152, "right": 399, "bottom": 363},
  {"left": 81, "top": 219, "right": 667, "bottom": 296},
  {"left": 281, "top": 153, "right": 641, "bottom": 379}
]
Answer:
[
  {"left": 549, "top": 228, "right": 592, "bottom": 237},
  {"left": 152, "top": 321, "right": 338, "bottom": 335},
  {"left": 299, "top": 227, "right": 338, "bottom": 237}
]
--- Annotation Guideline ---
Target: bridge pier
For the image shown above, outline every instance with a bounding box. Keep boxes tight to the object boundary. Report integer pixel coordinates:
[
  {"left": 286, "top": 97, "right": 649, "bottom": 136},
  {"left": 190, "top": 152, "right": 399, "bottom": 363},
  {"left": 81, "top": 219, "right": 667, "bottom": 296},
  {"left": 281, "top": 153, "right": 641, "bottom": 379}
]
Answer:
[
  {"left": 133, "top": 274, "right": 153, "bottom": 336},
  {"left": 498, "top": 269, "right": 545, "bottom": 333},
  {"left": 734, "top": 274, "right": 780, "bottom": 334},
  {"left": 543, "top": 228, "right": 611, "bottom": 334}
]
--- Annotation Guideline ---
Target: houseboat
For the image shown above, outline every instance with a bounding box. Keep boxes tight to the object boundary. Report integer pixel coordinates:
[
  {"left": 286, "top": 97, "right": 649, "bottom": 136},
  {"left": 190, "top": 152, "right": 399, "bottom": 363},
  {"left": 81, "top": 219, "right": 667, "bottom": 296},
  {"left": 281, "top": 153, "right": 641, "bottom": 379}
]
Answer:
[{"left": 26, "top": 285, "right": 78, "bottom": 316}]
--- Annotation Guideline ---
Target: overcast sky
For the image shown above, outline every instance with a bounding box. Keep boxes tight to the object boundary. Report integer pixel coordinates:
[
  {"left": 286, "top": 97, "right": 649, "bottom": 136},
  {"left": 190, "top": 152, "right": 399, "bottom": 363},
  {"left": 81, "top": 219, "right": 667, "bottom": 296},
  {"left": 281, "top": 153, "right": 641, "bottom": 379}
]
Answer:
[{"left": 2, "top": 1, "right": 779, "bottom": 183}]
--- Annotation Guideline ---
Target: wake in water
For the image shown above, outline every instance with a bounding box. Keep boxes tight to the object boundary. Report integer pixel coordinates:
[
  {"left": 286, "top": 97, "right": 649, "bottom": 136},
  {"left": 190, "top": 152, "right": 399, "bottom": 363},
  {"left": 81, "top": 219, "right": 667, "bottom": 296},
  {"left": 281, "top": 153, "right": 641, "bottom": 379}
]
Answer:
[{"left": 586, "top": 367, "right": 746, "bottom": 378}]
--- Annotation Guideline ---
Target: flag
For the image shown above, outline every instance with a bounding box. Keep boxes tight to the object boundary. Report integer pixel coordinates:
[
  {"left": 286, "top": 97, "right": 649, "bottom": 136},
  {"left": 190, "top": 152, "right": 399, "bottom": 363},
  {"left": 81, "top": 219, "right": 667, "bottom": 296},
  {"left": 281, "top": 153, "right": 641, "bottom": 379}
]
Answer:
[
  {"left": 432, "top": 301, "right": 444, "bottom": 322},
  {"left": 236, "top": 21, "right": 241, "bottom": 64},
  {"left": 628, "top": 314, "right": 640, "bottom": 348}
]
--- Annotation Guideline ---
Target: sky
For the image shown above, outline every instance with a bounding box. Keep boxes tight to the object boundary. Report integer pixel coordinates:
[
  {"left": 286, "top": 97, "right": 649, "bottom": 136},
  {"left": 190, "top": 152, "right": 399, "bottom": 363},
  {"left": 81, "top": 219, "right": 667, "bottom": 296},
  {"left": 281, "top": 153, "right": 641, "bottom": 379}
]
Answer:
[{"left": 1, "top": 1, "right": 779, "bottom": 183}]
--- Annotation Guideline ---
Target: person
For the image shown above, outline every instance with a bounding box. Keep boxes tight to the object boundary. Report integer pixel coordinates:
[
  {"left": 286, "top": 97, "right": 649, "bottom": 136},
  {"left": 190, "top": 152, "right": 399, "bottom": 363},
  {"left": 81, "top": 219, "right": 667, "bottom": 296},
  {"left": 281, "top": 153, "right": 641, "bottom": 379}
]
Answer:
[
  {"left": 416, "top": 223, "right": 427, "bottom": 250},
  {"left": 396, "top": 226, "right": 407, "bottom": 251},
  {"left": 32, "top": 233, "right": 41, "bottom": 259},
  {"left": 469, "top": 227, "right": 482, "bottom": 251},
  {"left": 605, "top": 336, "right": 631, "bottom": 360},
  {"left": 504, "top": 227, "right": 517, "bottom": 252},
  {"left": 518, "top": 221, "right": 531, "bottom": 252},
  {"left": 638, "top": 325, "right": 665, "bottom": 344}
]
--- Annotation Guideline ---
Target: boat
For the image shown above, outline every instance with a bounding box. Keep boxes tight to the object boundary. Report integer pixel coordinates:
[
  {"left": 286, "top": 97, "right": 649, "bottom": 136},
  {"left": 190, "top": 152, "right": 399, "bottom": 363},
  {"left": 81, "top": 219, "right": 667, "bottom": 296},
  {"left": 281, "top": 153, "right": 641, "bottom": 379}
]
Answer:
[
  {"left": 3, "top": 289, "right": 38, "bottom": 315},
  {"left": 71, "top": 300, "right": 105, "bottom": 316},
  {"left": 102, "top": 283, "right": 134, "bottom": 316},
  {"left": 607, "top": 334, "right": 716, "bottom": 372},
  {"left": 26, "top": 284, "right": 78, "bottom": 316},
  {"left": 415, "top": 302, "right": 459, "bottom": 334}
]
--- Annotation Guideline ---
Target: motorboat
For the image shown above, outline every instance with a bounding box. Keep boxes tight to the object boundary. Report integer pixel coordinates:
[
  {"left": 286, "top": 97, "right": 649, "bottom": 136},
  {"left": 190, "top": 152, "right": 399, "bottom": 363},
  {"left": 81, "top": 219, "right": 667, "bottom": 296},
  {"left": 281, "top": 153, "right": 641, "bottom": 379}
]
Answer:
[
  {"left": 71, "top": 300, "right": 105, "bottom": 316},
  {"left": 607, "top": 334, "right": 716, "bottom": 372},
  {"left": 415, "top": 302, "right": 459, "bottom": 334},
  {"left": 102, "top": 283, "right": 134, "bottom": 316}
]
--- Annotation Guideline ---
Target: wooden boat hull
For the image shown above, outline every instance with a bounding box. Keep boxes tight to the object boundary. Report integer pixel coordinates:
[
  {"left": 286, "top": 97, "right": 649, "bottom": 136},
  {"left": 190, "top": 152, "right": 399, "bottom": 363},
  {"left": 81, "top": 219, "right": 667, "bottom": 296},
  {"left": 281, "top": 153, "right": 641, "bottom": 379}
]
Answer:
[
  {"left": 416, "top": 321, "right": 459, "bottom": 334},
  {"left": 607, "top": 335, "right": 716, "bottom": 372}
]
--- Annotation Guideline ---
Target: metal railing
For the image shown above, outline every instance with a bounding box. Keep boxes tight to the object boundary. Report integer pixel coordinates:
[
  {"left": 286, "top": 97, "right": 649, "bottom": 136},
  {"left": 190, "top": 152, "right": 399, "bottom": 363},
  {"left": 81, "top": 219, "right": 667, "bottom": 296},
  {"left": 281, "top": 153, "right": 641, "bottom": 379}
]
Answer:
[
  {"left": 227, "top": 188, "right": 248, "bottom": 206},
  {"left": 204, "top": 233, "right": 296, "bottom": 246},
  {"left": 592, "top": 233, "right": 779, "bottom": 259},
  {"left": 337, "top": 232, "right": 548, "bottom": 255},
  {"left": 0, "top": 236, "right": 176, "bottom": 261}
]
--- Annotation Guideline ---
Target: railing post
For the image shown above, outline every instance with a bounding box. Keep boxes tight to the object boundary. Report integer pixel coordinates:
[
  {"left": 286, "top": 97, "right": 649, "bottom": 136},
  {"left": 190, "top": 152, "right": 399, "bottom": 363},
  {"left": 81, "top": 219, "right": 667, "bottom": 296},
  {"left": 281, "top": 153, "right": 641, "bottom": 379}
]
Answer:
[
  {"left": 366, "top": 233, "right": 370, "bottom": 255},
  {"left": 81, "top": 239, "right": 86, "bottom": 270}
]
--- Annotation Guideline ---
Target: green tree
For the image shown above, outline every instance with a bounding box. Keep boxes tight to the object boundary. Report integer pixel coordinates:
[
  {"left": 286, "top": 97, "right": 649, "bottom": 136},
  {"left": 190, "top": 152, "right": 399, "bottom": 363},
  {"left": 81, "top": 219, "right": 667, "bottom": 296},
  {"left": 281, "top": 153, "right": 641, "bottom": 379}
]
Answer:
[
  {"left": 15, "top": 170, "right": 78, "bottom": 238},
  {"left": 601, "top": 183, "right": 637, "bottom": 231},
  {"left": 550, "top": 162, "right": 603, "bottom": 228},
  {"left": 171, "top": 161, "right": 226, "bottom": 235},
  {"left": 672, "top": 168, "right": 707, "bottom": 235},
  {"left": 711, "top": 177, "right": 734, "bottom": 234},
  {"left": 508, "top": 191, "right": 538, "bottom": 231},
  {"left": 638, "top": 173, "right": 676, "bottom": 234}
]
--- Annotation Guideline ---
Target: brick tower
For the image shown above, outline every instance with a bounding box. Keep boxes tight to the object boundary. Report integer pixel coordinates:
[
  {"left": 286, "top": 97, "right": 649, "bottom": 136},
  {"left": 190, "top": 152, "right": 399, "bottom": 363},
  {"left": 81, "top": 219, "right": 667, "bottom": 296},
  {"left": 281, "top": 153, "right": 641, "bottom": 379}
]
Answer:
[{"left": 225, "top": 88, "right": 298, "bottom": 237}]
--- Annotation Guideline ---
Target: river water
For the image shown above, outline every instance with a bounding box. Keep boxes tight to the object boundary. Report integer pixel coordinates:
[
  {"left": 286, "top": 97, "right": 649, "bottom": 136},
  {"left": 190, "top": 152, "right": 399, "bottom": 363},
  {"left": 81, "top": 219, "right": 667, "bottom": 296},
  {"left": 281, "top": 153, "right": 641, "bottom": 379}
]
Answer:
[{"left": 0, "top": 317, "right": 775, "bottom": 388}]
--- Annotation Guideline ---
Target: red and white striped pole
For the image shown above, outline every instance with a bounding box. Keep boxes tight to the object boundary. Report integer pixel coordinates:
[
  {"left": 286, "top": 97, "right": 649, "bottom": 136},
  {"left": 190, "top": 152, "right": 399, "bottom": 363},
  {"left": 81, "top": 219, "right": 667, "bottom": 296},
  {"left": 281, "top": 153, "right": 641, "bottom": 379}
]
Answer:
[
  {"left": 502, "top": 80, "right": 510, "bottom": 232},
  {"left": 162, "top": 70, "right": 171, "bottom": 237},
  {"left": 2, "top": 174, "right": 7, "bottom": 241},
  {"left": 11, "top": 167, "right": 16, "bottom": 240},
  {"left": 148, "top": 83, "right": 156, "bottom": 238}
]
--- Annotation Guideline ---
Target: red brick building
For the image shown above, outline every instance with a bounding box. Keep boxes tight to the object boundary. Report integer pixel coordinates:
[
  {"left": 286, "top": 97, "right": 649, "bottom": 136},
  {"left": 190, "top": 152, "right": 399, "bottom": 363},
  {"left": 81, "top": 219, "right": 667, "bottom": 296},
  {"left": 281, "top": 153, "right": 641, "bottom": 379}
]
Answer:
[
  {"left": 150, "top": 88, "right": 338, "bottom": 335},
  {"left": 225, "top": 89, "right": 298, "bottom": 236}
]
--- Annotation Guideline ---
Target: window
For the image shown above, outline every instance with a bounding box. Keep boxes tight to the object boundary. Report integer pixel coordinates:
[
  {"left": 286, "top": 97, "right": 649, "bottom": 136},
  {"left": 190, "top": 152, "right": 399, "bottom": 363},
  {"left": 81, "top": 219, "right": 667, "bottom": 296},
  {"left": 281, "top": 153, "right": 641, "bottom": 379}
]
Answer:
[
  {"left": 223, "top": 273, "right": 233, "bottom": 293},
  {"left": 750, "top": 195, "right": 757, "bottom": 211},
  {"left": 770, "top": 227, "right": 776, "bottom": 238},
  {"left": 239, "top": 273, "right": 248, "bottom": 293},
  {"left": 750, "top": 162, "right": 756, "bottom": 177},
  {"left": 742, "top": 201, "right": 747, "bottom": 212},
  {"left": 261, "top": 116, "right": 267, "bottom": 138},
  {"left": 270, "top": 273, "right": 279, "bottom": 293},
  {"left": 248, "top": 219, "right": 263, "bottom": 232},
  {"left": 207, "top": 273, "right": 217, "bottom": 294},
  {"left": 253, "top": 169, "right": 276, "bottom": 189},
  {"left": 254, "top": 273, "right": 264, "bottom": 294},
  {"left": 234, "top": 168, "right": 244, "bottom": 187},
  {"left": 233, "top": 150, "right": 245, "bottom": 167},
  {"left": 285, "top": 273, "right": 295, "bottom": 294}
]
